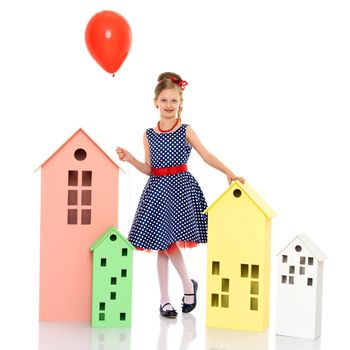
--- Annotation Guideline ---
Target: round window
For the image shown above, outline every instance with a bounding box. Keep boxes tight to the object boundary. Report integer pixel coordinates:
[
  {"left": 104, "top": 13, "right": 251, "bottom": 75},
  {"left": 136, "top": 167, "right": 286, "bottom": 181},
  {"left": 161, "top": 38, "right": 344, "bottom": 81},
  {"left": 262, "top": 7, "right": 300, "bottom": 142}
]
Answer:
[
  {"left": 233, "top": 189, "right": 242, "bottom": 198},
  {"left": 110, "top": 234, "right": 117, "bottom": 241},
  {"left": 295, "top": 245, "right": 302, "bottom": 252},
  {"left": 74, "top": 148, "right": 87, "bottom": 161}
]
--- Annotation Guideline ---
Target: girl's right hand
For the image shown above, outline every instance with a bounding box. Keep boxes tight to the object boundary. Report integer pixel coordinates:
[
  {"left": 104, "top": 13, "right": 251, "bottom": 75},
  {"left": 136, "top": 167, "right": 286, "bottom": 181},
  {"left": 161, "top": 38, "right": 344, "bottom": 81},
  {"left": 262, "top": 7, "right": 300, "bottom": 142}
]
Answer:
[{"left": 116, "top": 147, "right": 134, "bottom": 162}]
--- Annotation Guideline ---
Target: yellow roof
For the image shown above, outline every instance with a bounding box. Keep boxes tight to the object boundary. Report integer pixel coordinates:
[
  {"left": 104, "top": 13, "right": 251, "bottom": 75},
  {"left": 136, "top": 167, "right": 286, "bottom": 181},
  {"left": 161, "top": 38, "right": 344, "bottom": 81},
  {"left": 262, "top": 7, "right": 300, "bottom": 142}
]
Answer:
[{"left": 203, "top": 180, "right": 276, "bottom": 218}]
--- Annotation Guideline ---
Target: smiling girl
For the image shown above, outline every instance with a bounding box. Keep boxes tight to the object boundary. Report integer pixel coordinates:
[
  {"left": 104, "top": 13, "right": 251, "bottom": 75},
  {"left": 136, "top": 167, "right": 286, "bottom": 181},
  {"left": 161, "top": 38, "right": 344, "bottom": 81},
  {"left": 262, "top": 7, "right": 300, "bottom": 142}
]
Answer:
[{"left": 116, "top": 72, "right": 244, "bottom": 318}]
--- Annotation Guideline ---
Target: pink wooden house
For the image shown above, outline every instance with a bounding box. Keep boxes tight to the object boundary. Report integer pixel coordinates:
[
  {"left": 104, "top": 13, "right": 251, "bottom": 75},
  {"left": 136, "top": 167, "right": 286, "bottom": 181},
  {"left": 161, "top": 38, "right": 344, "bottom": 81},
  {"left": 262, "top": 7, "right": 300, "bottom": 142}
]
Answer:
[{"left": 38, "top": 128, "right": 120, "bottom": 321}]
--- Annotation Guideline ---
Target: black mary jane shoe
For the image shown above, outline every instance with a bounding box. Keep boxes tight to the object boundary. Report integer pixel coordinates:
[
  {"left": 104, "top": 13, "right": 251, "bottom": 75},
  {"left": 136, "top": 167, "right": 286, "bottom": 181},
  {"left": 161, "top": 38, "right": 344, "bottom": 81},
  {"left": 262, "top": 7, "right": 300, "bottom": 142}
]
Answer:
[
  {"left": 160, "top": 303, "right": 178, "bottom": 318},
  {"left": 182, "top": 279, "right": 198, "bottom": 313}
]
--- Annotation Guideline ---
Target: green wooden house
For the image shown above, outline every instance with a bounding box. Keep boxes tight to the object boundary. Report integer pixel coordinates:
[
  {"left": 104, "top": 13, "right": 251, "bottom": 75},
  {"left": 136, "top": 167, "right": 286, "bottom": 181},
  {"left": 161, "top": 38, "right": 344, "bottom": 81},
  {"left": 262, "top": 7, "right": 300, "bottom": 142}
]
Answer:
[{"left": 90, "top": 226, "right": 134, "bottom": 327}]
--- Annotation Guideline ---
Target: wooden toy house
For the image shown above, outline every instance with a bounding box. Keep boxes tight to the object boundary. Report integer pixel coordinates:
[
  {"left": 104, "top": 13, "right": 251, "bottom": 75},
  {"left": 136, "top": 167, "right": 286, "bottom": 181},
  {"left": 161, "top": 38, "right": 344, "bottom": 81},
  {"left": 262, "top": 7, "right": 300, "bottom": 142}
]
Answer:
[
  {"left": 276, "top": 233, "right": 326, "bottom": 339},
  {"left": 90, "top": 226, "right": 134, "bottom": 328},
  {"left": 203, "top": 181, "right": 276, "bottom": 331},
  {"left": 38, "top": 128, "right": 120, "bottom": 321}
]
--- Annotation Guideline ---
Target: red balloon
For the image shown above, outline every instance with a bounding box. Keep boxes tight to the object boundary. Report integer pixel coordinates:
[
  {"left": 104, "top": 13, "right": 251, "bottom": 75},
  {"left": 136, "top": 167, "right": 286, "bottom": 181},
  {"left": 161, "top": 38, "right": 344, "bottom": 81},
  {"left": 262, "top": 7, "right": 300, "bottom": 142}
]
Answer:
[{"left": 85, "top": 11, "right": 132, "bottom": 75}]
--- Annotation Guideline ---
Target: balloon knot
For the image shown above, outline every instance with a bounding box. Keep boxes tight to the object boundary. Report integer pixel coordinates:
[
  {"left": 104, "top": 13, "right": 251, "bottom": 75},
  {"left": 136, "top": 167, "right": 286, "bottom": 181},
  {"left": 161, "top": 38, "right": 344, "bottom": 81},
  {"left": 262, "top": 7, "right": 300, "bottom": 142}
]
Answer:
[{"left": 112, "top": 74, "right": 115, "bottom": 77}]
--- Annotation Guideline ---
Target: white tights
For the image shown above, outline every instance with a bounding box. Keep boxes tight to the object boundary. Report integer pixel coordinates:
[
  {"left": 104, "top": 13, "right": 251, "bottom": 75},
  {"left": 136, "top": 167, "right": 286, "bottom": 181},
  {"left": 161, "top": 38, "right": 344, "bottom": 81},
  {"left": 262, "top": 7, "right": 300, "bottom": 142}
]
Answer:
[{"left": 157, "top": 246, "right": 195, "bottom": 311}]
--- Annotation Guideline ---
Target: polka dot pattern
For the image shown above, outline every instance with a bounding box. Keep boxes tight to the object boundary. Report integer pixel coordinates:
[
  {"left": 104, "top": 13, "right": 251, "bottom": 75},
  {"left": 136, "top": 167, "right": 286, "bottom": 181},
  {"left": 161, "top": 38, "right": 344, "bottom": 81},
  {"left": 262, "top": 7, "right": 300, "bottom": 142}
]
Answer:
[{"left": 128, "top": 124, "right": 208, "bottom": 251}]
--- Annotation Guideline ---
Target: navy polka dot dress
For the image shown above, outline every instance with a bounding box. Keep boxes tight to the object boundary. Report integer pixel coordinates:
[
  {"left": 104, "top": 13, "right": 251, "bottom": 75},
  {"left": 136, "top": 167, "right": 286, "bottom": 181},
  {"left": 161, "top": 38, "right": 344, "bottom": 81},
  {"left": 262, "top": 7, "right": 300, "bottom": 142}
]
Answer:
[{"left": 128, "top": 124, "right": 208, "bottom": 252}]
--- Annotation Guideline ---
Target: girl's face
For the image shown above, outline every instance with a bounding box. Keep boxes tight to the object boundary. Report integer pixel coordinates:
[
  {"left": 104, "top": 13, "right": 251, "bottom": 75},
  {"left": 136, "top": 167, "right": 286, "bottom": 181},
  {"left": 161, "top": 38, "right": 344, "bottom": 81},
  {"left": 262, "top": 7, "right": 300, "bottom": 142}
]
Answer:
[{"left": 154, "top": 88, "right": 182, "bottom": 119}]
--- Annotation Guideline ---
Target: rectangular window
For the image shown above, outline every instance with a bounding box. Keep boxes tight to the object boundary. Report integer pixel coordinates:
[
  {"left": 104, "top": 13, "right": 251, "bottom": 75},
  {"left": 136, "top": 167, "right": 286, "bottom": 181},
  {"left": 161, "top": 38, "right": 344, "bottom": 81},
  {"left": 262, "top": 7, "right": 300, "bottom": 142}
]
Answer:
[
  {"left": 221, "top": 278, "right": 230, "bottom": 292},
  {"left": 289, "top": 266, "right": 295, "bottom": 274},
  {"left": 299, "top": 267, "right": 305, "bottom": 275},
  {"left": 81, "top": 190, "right": 92, "bottom": 205},
  {"left": 221, "top": 295, "right": 229, "bottom": 308},
  {"left": 111, "top": 277, "right": 117, "bottom": 285},
  {"left": 82, "top": 171, "right": 92, "bottom": 186},
  {"left": 281, "top": 275, "right": 287, "bottom": 284},
  {"left": 122, "top": 248, "right": 128, "bottom": 256},
  {"left": 211, "top": 294, "right": 219, "bottom": 307},
  {"left": 289, "top": 276, "right": 294, "bottom": 284},
  {"left": 282, "top": 255, "right": 288, "bottom": 263},
  {"left": 212, "top": 261, "right": 220, "bottom": 275},
  {"left": 110, "top": 292, "right": 116, "bottom": 300},
  {"left": 241, "top": 264, "right": 249, "bottom": 277},
  {"left": 100, "top": 258, "right": 107, "bottom": 267},
  {"left": 251, "top": 265, "right": 259, "bottom": 279},
  {"left": 81, "top": 209, "right": 91, "bottom": 225},
  {"left": 99, "top": 302, "right": 105, "bottom": 311},
  {"left": 251, "top": 281, "right": 259, "bottom": 295},
  {"left": 308, "top": 257, "right": 314, "bottom": 266},
  {"left": 68, "top": 190, "right": 78, "bottom": 205},
  {"left": 67, "top": 209, "right": 77, "bottom": 224},
  {"left": 68, "top": 170, "right": 78, "bottom": 186},
  {"left": 99, "top": 313, "right": 105, "bottom": 321},
  {"left": 121, "top": 269, "right": 127, "bottom": 277},
  {"left": 250, "top": 297, "right": 258, "bottom": 311},
  {"left": 300, "top": 256, "right": 306, "bottom": 265},
  {"left": 307, "top": 278, "right": 313, "bottom": 286},
  {"left": 120, "top": 313, "right": 126, "bottom": 321}
]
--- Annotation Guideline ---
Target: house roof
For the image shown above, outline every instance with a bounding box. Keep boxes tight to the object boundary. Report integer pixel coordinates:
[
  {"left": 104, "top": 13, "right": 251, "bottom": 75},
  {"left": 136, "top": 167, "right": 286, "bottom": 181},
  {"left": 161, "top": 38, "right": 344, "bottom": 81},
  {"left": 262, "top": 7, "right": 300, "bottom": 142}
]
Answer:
[
  {"left": 90, "top": 226, "right": 135, "bottom": 251},
  {"left": 203, "top": 180, "right": 276, "bottom": 218},
  {"left": 35, "top": 128, "right": 124, "bottom": 172},
  {"left": 277, "top": 233, "right": 327, "bottom": 261}
]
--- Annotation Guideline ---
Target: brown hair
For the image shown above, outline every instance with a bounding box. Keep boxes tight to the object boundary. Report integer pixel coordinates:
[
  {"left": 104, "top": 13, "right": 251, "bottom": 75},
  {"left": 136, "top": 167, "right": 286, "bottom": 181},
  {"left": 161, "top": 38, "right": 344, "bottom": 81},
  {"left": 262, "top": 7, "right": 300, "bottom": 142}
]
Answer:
[{"left": 154, "top": 72, "right": 185, "bottom": 120}]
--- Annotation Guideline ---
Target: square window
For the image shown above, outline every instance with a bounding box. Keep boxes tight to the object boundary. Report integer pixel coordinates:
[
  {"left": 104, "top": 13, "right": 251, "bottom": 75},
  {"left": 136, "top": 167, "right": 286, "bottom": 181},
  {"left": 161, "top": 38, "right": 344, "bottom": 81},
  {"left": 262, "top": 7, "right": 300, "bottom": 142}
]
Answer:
[
  {"left": 81, "top": 190, "right": 92, "bottom": 205},
  {"left": 251, "top": 265, "right": 259, "bottom": 279},
  {"left": 212, "top": 261, "right": 220, "bottom": 275},
  {"left": 81, "top": 209, "right": 91, "bottom": 225},
  {"left": 111, "top": 277, "right": 117, "bottom": 285},
  {"left": 282, "top": 255, "right": 288, "bottom": 263},
  {"left": 299, "top": 267, "right": 305, "bottom": 275},
  {"left": 82, "top": 171, "right": 92, "bottom": 186},
  {"left": 221, "top": 295, "right": 229, "bottom": 308},
  {"left": 99, "top": 302, "right": 105, "bottom": 311},
  {"left": 121, "top": 269, "right": 127, "bottom": 277},
  {"left": 100, "top": 258, "right": 107, "bottom": 267},
  {"left": 289, "top": 276, "right": 294, "bottom": 284},
  {"left": 300, "top": 256, "right": 306, "bottom": 265},
  {"left": 241, "top": 264, "right": 249, "bottom": 277},
  {"left": 67, "top": 209, "right": 77, "bottom": 224},
  {"left": 251, "top": 281, "right": 259, "bottom": 295},
  {"left": 281, "top": 275, "right": 287, "bottom": 284},
  {"left": 110, "top": 292, "right": 116, "bottom": 300},
  {"left": 211, "top": 294, "right": 219, "bottom": 307},
  {"left": 68, "top": 190, "right": 78, "bottom": 205},
  {"left": 250, "top": 297, "right": 258, "bottom": 311},
  {"left": 308, "top": 257, "right": 314, "bottom": 265},
  {"left": 307, "top": 278, "right": 313, "bottom": 286},
  {"left": 289, "top": 266, "right": 295, "bottom": 274},
  {"left": 221, "top": 278, "right": 230, "bottom": 292},
  {"left": 68, "top": 170, "right": 78, "bottom": 186},
  {"left": 122, "top": 248, "right": 128, "bottom": 256}
]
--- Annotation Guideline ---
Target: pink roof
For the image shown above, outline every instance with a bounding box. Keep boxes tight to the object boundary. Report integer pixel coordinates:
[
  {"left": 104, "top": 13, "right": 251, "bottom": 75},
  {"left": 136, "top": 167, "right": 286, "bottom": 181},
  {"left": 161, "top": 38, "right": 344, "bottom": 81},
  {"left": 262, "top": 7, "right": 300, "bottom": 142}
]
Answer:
[{"left": 35, "top": 128, "right": 122, "bottom": 171}]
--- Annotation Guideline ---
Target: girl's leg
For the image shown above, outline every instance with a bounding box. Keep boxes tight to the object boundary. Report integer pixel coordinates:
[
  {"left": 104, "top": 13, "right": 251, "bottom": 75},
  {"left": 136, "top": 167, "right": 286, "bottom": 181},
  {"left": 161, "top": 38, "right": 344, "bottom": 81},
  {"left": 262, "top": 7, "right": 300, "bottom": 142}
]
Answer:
[
  {"left": 157, "top": 252, "right": 173, "bottom": 311},
  {"left": 166, "top": 247, "right": 195, "bottom": 304}
]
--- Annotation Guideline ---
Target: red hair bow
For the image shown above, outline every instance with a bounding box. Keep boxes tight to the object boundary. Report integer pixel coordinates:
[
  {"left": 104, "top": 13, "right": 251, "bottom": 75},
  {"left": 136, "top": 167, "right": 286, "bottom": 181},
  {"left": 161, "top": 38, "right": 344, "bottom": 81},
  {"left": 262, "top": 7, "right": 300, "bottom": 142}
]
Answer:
[{"left": 170, "top": 76, "right": 188, "bottom": 90}]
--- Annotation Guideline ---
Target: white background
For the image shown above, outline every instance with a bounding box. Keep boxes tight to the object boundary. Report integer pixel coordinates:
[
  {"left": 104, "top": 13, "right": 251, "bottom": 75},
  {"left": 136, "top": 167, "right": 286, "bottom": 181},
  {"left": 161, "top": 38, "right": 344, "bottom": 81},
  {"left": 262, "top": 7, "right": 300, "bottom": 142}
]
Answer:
[{"left": 1, "top": 1, "right": 349, "bottom": 349}]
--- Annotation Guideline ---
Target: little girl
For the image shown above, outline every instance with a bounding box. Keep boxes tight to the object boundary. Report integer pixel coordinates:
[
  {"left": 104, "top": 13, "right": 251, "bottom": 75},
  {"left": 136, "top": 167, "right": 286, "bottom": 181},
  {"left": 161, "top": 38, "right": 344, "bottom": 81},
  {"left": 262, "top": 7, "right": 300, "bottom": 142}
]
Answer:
[{"left": 117, "top": 72, "right": 245, "bottom": 318}]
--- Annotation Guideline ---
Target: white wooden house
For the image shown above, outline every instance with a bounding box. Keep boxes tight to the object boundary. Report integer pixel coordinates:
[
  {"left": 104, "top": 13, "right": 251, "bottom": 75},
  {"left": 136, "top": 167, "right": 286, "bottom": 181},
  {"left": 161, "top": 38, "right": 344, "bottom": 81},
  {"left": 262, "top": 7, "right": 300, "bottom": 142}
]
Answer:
[{"left": 276, "top": 233, "right": 326, "bottom": 339}]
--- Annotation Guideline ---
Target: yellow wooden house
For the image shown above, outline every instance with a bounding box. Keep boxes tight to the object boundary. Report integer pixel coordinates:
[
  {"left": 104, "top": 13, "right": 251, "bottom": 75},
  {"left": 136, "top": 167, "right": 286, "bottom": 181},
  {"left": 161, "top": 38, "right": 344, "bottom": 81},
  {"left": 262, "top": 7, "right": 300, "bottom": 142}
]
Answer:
[{"left": 204, "top": 180, "right": 276, "bottom": 331}]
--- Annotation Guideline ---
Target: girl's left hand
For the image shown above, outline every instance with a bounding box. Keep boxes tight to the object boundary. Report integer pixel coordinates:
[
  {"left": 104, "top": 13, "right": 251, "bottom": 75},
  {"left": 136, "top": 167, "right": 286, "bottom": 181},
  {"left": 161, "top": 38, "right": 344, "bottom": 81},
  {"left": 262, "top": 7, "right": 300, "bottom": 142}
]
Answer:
[{"left": 227, "top": 173, "right": 245, "bottom": 185}]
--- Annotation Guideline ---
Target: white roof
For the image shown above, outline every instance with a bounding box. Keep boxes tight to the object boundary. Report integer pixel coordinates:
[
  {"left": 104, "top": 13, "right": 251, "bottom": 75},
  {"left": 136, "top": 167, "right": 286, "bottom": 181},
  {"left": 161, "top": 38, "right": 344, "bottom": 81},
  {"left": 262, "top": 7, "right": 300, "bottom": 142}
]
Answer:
[{"left": 277, "top": 233, "right": 327, "bottom": 262}]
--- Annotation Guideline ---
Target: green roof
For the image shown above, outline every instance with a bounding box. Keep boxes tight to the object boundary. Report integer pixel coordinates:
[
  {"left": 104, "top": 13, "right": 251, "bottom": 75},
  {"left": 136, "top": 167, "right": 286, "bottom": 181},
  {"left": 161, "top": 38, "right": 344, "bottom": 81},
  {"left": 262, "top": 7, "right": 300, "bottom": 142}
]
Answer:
[{"left": 90, "top": 226, "right": 135, "bottom": 251}]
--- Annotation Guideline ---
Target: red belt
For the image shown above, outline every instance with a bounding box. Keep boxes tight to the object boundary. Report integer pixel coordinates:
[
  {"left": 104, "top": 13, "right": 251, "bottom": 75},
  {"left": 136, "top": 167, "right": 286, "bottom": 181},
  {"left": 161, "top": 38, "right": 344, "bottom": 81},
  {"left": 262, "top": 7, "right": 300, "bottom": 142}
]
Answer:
[{"left": 151, "top": 164, "right": 188, "bottom": 176}]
